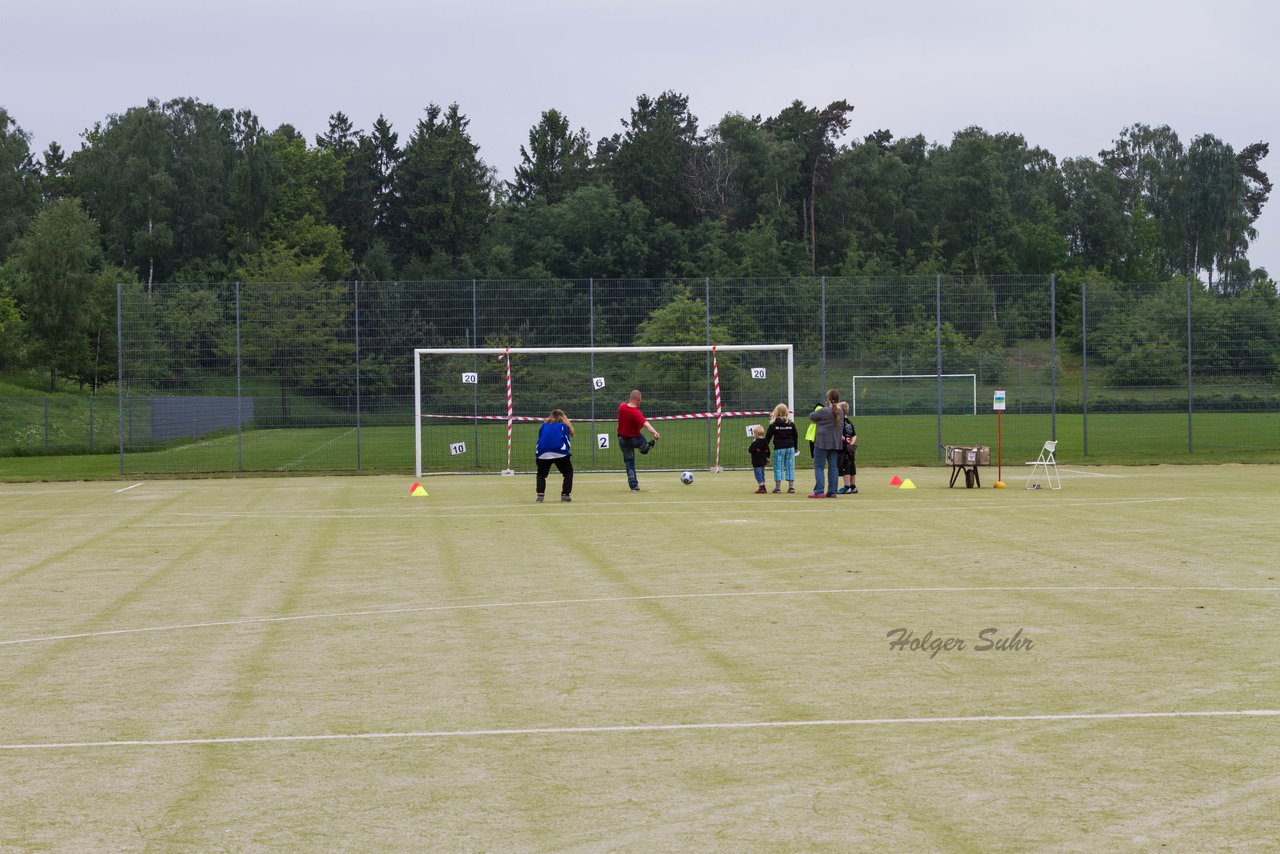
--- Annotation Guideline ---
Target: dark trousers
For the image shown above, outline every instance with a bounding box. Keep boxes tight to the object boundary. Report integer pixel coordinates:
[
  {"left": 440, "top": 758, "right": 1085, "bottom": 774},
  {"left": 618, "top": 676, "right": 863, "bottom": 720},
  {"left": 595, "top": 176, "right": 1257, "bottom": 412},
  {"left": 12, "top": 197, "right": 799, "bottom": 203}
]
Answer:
[{"left": 536, "top": 456, "right": 573, "bottom": 495}]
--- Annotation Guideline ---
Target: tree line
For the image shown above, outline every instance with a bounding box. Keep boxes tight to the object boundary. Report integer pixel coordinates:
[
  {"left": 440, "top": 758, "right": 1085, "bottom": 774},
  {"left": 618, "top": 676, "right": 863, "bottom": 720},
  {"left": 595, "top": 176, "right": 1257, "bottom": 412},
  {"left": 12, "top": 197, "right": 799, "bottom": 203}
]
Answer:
[{"left": 0, "top": 94, "right": 1275, "bottom": 391}]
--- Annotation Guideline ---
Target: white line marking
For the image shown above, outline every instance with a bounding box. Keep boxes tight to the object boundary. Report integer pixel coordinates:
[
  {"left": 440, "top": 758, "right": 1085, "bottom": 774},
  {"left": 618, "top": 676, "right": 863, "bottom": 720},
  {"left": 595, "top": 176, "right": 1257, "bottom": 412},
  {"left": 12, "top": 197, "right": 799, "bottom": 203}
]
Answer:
[
  {"left": 113, "top": 483, "right": 144, "bottom": 493},
  {"left": 3, "top": 709, "right": 1276, "bottom": 751},
  {"left": 0, "top": 495, "right": 1192, "bottom": 523},
  {"left": 281, "top": 428, "right": 356, "bottom": 470},
  {"left": 3, "top": 585, "right": 1275, "bottom": 647},
  {"left": 1059, "top": 468, "right": 1126, "bottom": 478}
]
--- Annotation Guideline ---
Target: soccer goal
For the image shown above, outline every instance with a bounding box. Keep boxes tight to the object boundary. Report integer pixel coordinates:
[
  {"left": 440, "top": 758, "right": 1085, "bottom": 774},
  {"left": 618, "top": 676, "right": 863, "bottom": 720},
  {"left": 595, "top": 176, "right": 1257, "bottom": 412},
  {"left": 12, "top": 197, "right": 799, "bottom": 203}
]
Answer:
[
  {"left": 414, "top": 345, "right": 794, "bottom": 478},
  {"left": 850, "top": 373, "right": 977, "bottom": 417}
]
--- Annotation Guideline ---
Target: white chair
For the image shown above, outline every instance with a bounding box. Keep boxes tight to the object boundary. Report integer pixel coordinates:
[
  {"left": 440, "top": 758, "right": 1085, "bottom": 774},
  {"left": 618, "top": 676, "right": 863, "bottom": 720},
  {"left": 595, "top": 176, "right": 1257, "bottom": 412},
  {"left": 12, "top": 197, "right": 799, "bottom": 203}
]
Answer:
[{"left": 1026, "top": 440, "right": 1061, "bottom": 490}]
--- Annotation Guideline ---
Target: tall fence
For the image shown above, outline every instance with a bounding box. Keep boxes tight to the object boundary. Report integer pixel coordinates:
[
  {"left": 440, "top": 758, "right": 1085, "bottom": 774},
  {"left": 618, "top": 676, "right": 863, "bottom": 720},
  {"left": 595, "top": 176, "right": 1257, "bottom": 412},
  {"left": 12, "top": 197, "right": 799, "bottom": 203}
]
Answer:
[{"left": 4, "top": 276, "right": 1277, "bottom": 472}]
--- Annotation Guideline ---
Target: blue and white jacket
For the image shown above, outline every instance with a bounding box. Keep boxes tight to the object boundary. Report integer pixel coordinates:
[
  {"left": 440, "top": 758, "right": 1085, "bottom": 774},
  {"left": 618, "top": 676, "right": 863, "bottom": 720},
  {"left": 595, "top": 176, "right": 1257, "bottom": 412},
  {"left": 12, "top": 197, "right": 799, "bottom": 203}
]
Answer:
[{"left": 535, "top": 422, "right": 572, "bottom": 458}]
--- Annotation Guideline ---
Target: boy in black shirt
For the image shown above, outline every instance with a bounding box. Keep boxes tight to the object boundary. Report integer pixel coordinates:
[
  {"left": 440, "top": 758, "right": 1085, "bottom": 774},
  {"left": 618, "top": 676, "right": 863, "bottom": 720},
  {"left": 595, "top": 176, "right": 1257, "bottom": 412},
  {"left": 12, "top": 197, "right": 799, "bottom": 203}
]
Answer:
[{"left": 748, "top": 425, "right": 771, "bottom": 494}]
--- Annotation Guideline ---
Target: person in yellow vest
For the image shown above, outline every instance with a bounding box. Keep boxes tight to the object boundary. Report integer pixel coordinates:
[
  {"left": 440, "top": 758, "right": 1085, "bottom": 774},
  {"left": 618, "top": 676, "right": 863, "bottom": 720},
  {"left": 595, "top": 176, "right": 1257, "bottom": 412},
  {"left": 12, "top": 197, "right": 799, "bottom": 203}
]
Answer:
[{"left": 804, "top": 401, "right": 822, "bottom": 458}]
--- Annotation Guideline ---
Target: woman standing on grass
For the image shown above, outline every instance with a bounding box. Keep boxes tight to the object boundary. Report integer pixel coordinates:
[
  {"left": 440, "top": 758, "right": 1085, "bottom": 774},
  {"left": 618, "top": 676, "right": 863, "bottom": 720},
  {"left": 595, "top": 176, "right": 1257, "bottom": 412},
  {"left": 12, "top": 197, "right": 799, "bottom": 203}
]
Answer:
[
  {"left": 807, "top": 389, "right": 844, "bottom": 498},
  {"left": 535, "top": 409, "right": 574, "bottom": 502}
]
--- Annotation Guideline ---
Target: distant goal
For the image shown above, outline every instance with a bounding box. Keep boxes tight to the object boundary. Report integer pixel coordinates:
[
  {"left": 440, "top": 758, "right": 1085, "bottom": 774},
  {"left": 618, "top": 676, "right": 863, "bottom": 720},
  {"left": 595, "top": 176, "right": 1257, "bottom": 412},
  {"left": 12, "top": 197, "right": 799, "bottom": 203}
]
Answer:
[{"left": 850, "top": 373, "right": 977, "bottom": 417}]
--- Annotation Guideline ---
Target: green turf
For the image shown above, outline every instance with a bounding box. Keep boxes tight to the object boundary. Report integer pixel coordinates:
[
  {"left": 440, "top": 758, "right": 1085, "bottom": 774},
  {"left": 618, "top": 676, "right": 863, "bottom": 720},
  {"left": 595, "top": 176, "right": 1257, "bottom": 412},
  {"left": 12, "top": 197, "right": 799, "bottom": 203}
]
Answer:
[
  {"left": 1, "top": 467, "right": 1277, "bottom": 849},
  {"left": 2, "top": 409, "right": 1279, "bottom": 481}
]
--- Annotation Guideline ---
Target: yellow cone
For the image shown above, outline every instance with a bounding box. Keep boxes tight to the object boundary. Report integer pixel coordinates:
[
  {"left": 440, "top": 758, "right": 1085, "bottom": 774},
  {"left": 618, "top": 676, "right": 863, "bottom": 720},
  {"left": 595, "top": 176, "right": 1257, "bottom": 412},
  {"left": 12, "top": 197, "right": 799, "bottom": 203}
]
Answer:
[
  {"left": 900, "top": 479, "right": 916, "bottom": 490},
  {"left": 410, "top": 483, "right": 428, "bottom": 496}
]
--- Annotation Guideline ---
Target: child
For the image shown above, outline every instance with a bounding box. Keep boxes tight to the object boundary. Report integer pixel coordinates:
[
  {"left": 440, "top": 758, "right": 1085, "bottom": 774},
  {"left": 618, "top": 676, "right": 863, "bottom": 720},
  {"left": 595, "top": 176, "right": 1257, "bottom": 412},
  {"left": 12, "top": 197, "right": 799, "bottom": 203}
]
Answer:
[
  {"left": 535, "top": 409, "right": 574, "bottom": 502},
  {"left": 748, "top": 425, "right": 770, "bottom": 494},
  {"left": 837, "top": 401, "right": 858, "bottom": 494},
  {"left": 763, "top": 403, "right": 797, "bottom": 493}
]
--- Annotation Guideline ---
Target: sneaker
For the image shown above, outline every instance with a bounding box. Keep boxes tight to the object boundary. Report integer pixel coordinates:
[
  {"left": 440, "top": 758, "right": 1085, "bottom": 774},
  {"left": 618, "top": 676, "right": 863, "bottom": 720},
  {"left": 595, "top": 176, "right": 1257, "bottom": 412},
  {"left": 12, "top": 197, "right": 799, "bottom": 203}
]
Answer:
[
  {"left": 837, "top": 486, "right": 850, "bottom": 494},
  {"left": 536, "top": 494, "right": 544, "bottom": 503},
  {"left": 755, "top": 486, "right": 767, "bottom": 494},
  {"left": 825, "top": 493, "right": 838, "bottom": 498},
  {"left": 630, "top": 486, "right": 640, "bottom": 492},
  {"left": 850, "top": 486, "right": 858, "bottom": 494},
  {"left": 787, "top": 486, "right": 796, "bottom": 493},
  {"left": 772, "top": 485, "right": 781, "bottom": 493},
  {"left": 561, "top": 494, "right": 572, "bottom": 502},
  {"left": 808, "top": 492, "right": 825, "bottom": 498}
]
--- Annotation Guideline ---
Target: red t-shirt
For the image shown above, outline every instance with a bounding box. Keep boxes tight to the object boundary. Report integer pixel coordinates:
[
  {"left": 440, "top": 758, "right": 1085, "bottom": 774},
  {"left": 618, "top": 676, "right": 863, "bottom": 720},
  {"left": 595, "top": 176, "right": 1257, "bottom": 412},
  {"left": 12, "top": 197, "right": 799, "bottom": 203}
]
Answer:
[{"left": 617, "top": 402, "right": 647, "bottom": 437}]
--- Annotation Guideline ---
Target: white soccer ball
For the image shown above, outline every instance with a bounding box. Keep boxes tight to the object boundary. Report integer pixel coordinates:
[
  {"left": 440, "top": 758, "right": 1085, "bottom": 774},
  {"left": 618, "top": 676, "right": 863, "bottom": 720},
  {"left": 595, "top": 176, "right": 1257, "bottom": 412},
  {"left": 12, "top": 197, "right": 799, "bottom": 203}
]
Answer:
[{"left": 680, "top": 471, "right": 694, "bottom": 485}]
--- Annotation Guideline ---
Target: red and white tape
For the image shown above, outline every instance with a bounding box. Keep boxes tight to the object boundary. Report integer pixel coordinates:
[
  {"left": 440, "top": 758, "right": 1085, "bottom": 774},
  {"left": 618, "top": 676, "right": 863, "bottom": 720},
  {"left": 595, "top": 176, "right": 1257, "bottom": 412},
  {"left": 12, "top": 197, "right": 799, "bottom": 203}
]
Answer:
[
  {"left": 503, "top": 348, "right": 513, "bottom": 470},
  {"left": 419, "top": 410, "right": 771, "bottom": 422},
  {"left": 712, "top": 345, "right": 723, "bottom": 469}
]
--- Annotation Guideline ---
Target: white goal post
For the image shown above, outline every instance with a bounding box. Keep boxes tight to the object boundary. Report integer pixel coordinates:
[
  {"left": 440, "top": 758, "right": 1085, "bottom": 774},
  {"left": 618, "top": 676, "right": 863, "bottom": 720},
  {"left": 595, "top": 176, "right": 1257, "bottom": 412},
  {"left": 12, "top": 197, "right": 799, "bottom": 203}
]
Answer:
[
  {"left": 850, "top": 373, "right": 977, "bottom": 417},
  {"left": 414, "top": 344, "right": 795, "bottom": 477}
]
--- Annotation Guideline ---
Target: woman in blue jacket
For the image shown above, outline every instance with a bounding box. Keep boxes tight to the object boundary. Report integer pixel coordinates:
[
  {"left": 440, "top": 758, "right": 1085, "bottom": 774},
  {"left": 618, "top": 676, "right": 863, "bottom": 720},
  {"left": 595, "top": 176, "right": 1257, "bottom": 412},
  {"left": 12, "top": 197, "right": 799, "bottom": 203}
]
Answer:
[{"left": 535, "top": 409, "right": 574, "bottom": 502}]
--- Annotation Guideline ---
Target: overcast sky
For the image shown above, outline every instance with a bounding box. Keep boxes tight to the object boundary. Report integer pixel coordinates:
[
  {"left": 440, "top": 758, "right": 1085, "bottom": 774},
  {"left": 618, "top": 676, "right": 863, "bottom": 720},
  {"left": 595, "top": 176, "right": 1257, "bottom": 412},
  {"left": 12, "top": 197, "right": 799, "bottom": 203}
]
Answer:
[{"left": 5, "top": 0, "right": 1277, "bottom": 276}]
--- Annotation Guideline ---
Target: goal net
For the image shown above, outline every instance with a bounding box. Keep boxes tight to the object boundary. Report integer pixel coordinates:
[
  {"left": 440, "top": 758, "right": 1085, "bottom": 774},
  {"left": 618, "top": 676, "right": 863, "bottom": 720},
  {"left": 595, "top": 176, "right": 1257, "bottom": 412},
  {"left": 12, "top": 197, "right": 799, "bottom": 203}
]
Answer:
[
  {"left": 851, "top": 373, "right": 977, "bottom": 417},
  {"left": 414, "top": 345, "right": 794, "bottom": 477}
]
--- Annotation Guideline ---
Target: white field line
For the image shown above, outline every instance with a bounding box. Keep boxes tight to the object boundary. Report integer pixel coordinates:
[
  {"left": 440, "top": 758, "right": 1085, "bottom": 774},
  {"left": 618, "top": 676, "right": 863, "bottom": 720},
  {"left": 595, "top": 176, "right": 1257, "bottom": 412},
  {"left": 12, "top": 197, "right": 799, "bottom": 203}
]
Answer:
[
  {"left": 0, "top": 495, "right": 1197, "bottom": 524},
  {"left": 113, "top": 482, "right": 144, "bottom": 493},
  {"left": 3, "top": 584, "right": 1276, "bottom": 648},
  {"left": 2, "top": 709, "right": 1277, "bottom": 751},
  {"left": 1055, "top": 468, "right": 1126, "bottom": 478},
  {"left": 280, "top": 428, "right": 357, "bottom": 470}
]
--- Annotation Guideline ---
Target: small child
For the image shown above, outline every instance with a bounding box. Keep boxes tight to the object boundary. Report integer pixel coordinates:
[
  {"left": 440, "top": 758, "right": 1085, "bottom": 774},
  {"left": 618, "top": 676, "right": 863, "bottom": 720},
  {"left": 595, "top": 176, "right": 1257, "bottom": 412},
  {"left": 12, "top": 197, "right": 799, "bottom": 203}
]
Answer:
[
  {"left": 748, "top": 425, "right": 770, "bottom": 494},
  {"left": 764, "top": 403, "right": 797, "bottom": 493},
  {"left": 837, "top": 401, "right": 858, "bottom": 494}
]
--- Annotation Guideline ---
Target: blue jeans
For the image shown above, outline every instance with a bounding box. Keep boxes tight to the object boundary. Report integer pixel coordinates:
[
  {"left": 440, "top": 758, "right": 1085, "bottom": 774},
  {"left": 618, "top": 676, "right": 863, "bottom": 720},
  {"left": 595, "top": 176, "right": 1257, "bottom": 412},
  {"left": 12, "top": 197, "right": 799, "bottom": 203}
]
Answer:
[
  {"left": 773, "top": 447, "right": 796, "bottom": 482},
  {"left": 619, "top": 435, "right": 651, "bottom": 489},
  {"left": 813, "top": 448, "right": 841, "bottom": 495}
]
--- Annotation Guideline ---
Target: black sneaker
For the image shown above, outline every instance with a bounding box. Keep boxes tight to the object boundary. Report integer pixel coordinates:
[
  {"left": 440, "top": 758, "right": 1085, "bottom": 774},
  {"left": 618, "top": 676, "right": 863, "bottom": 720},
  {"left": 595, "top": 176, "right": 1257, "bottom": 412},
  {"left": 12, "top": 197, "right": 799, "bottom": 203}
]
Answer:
[
  {"left": 561, "top": 494, "right": 572, "bottom": 502},
  {"left": 648, "top": 436, "right": 658, "bottom": 451},
  {"left": 536, "top": 494, "right": 544, "bottom": 503},
  {"left": 850, "top": 486, "right": 858, "bottom": 494}
]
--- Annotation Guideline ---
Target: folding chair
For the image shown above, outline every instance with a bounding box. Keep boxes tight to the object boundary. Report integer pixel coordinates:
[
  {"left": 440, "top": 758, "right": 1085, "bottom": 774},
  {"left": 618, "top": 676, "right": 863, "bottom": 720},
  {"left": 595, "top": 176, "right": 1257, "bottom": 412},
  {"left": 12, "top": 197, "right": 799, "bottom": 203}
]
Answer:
[{"left": 1026, "top": 440, "right": 1061, "bottom": 490}]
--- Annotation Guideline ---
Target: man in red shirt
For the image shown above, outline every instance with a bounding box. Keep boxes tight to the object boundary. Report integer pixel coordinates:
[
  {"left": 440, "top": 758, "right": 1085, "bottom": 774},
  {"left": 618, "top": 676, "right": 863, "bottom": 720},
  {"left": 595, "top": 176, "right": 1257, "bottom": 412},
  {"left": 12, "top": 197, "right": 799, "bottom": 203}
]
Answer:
[{"left": 617, "top": 389, "right": 661, "bottom": 491}]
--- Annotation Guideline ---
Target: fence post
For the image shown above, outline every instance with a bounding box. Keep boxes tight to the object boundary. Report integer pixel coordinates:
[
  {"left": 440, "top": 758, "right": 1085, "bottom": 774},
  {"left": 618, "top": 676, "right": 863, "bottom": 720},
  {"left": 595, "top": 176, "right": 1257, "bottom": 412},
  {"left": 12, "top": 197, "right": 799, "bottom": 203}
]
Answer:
[
  {"left": 935, "top": 274, "right": 943, "bottom": 461},
  {"left": 117, "top": 283, "right": 124, "bottom": 475},
  {"left": 236, "top": 281, "right": 243, "bottom": 472},
  {"left": 1081, "top": 280, "right": 1089, "bottom": 457},
  {"left": 589, "top": 277, "right": 596, "bottom": 469},
  {"left": 472, "top": 279, "right": 479, "bottom": 469},
  {"left": 89, "top": 395, "right": 94, "bottom": 451},
  {"left": 820, "top": 275, "right": 827, "bottom": 392},
  {"left": 1186, "top": 276, "right": 1194, "bottom": 453},
  {"left": 354, "top": 280, "right": 361, "bottom": 470},
  {"left": 1050, "top": 273, "right": 1057, "bottom": 442},
  {"left": 44, "top": 397, "right": 49, "bottom": 451}
]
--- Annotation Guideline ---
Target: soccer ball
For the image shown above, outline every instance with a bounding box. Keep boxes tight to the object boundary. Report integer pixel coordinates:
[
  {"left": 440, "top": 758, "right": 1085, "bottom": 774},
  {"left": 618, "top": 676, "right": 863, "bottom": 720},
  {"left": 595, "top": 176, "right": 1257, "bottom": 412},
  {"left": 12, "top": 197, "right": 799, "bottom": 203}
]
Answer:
[{"left": 680, "top": 471, "right": 695, "bottom": 485}]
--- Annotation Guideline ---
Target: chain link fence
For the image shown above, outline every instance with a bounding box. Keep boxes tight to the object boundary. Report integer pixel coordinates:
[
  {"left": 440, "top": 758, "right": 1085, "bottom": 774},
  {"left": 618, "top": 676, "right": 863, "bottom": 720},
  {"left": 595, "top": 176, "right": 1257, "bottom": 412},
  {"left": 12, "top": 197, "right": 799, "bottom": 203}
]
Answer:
[{"left": 5, "top": 276, "right": 1277, "bottom": 472}]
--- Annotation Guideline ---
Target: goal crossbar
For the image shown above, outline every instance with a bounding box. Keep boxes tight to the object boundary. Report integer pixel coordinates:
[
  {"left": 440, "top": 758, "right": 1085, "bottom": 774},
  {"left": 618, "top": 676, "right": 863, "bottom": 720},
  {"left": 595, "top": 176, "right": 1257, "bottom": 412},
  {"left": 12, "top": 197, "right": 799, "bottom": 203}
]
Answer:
[
  {"left": 851, "top": 373, "right": 977, "bottom": 417},
  {"left": 414, "top": 344, "right": 794, "bottom": 477}
]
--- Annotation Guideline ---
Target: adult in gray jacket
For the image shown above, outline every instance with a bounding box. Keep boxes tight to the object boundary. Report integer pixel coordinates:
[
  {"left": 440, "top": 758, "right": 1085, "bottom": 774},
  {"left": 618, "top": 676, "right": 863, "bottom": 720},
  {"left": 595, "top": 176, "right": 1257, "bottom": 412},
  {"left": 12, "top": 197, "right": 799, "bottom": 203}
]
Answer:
[{"left": 807, "top": 389, "right": 845, "bottom": 498}]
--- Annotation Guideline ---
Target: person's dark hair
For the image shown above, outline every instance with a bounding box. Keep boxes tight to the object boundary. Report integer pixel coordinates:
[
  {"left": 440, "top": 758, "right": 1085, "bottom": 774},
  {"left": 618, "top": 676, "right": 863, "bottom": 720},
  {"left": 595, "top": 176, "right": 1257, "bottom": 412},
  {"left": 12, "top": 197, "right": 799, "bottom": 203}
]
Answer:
[{"left": 827, "top": 389, "right": 843, "bottom": 427}]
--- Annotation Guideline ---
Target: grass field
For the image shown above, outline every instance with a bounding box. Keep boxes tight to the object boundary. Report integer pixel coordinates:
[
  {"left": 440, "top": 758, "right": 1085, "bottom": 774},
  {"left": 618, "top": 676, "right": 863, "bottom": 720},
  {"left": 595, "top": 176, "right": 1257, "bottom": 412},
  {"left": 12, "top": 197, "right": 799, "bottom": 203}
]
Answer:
[
  {"left": 1, "top": 409, "right": 1279, "bottom": 481},
  {"left": 2, "top": 465, "right": 1277, "bottom": 850}
]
